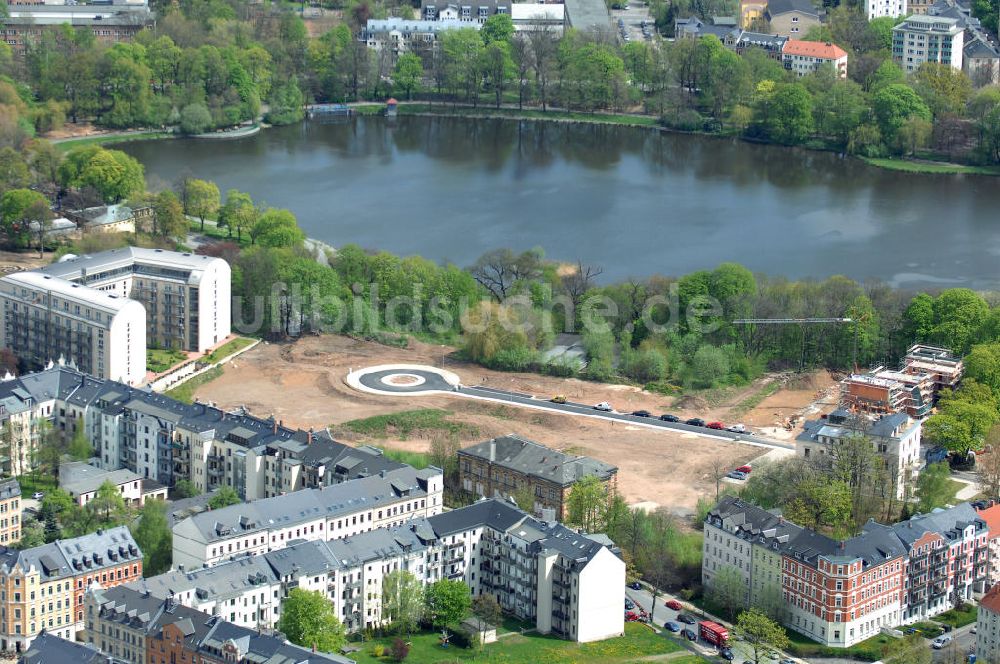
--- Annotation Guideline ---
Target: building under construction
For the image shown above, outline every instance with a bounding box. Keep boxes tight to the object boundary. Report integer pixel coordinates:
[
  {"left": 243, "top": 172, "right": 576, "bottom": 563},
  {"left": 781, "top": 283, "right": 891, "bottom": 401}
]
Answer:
[{"left": 841, "top": 344, "right": 964, "bottom": 418}]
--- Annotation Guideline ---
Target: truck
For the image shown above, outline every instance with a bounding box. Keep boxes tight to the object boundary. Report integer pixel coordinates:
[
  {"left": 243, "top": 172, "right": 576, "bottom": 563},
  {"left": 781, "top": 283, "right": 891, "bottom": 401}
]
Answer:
[{"left": 698, "top": 620, "right": 729, "bottom": 647}]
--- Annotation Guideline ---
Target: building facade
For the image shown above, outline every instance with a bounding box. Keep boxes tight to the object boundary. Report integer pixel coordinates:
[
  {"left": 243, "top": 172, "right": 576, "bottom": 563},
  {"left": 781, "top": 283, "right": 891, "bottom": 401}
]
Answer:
[
  {"left": 0, "top": 526, "right": 141, "bottom": 652},
  {"left": 782, "top": 39, "right": 848, "bottom": 77},
  {"left": 865, "top": 0, "right": 906, "bottom": 20},
  {"left": 796, "top": 410, "right": 923, "bottom": 500},
  {"left": 892, "top": 15, "right": 965, "bottom": 72},
  {"left": 978, "top": 584, "right": 1000, "bottom": 664},
  {"left": 1, "top": 4, "right": 152, "bottom": 57},
  {"left": 703, "top": 497, "right": 990, "bottom": 648},
  {"left": 59, "top": 462, "right": 167, "bottom": 507},
  {"left": 421, "top": 0, "right": 511, "bottom": 22},
  {"left": 764, "top": 0, "right": 820, "bottom": 37},
  {"left": 0, "top": 479, "right": 21, "bottom": 546},
  {"left": 458, "top": 435, "right": 617, "bottom": 519}
]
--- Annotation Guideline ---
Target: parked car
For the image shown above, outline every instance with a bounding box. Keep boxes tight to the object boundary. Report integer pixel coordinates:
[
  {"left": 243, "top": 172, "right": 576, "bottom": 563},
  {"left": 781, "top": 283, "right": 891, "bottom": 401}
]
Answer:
[
  {"left": 727, "top": 423, "right": 747, "bottom": 433},
  {"left": 625, "top": 599, "right": 635, "bottom": 610},
  {"left": 682, "top": 628, "right": 697, "bottom": 641},
  {"left": 932, "top": 635, "right": 953, "bottom": 649},
  {"left": 706, "top": 421, "right": 725, "bottom": 430},
  {"left": 31, "top": 492, "right": 43, "bottom": 500},
  {"left": 685, "top": 418, "right": 706, "bottom": 427},
  {"left": 720, "top": 647, "right": 735, "bottom": 661},
  {"left": 726, "top": 470, "right": 748, "bottom": 481},
  {"left": 664, "top": 599, "right": 683, "bottom": 611},
  {"left": 625, "top": 610, "right": 639, "bottom": 622},
  {"left": 677, "top": 613, "right": 697, "bottom": 624},
  {"left": 593, "top": 402, "right": 613, "bottom": 412},
  {"left": 779, "top": 659, "right": 796, "bottom": 664},
  {"left": 972, "top": 626, "right": 978, "bottom": 634},
  {"left": 665, "top": 621, "right": 681, "bottom": 632},
  {"left": 736, "top": 464, "right": 753, "bottom": 474},
  {"left": 550, "top": 395, "right": 567, "bottom": 404},
  {"left": 659, "top": 414, "right": 680, "bottom": 422},
  {"left": 628, "top": 581, "right": 642, "bottom": 590},
  {"left": 631, "top": 409, "right": 652, "bottom": 417}
]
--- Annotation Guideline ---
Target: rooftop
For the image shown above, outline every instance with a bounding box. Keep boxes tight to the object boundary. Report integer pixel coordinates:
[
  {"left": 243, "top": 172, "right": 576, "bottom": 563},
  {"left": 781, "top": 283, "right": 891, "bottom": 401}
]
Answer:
[
  {"left": 766, "top": 0, "right": 819, "bottom": 17},
  {"left": 782, "top": 39, "right": 847, "bottom": 59},
  {"left": 19, "top": 632, "right": 105, "bottom": 664},
  {"left": 60, "top": 461, "right": 141, "bottom": 497},
  {"left": 981, "top": 583, "right": 1000, "bottom": 616},
  {"left": 564, "top": 0, "right": 612, "bottom": 35},
  {"left": 0, "top": 271, "right": 142, "bottom": 314},
  {"left": 459, "top": 435, "right": 617, "bottom": 486}
]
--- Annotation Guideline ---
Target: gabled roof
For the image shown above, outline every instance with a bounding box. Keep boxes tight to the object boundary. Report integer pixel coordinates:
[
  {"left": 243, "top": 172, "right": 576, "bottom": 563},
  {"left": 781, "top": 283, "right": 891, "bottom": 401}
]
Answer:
[
  {"left": 892, "top": 503, "right": 986, "bottom": 548},
  {"left": 981, "top": 583, "right": 1000, "bottom": 616},
  {"left": 766, "top": 0, "right": 819, "bottom": 17},
  {"left": 782, "top": 39, "right": 847, "bottom": 59},
  {"left": 19, "top": 632, "right": 105, "bottom": 664},
  {"left": 459, "top": 435, "right": 617, "bottom": 487},
  {"left": 131, "top": 555, "right": 279, "bottom": 604}
]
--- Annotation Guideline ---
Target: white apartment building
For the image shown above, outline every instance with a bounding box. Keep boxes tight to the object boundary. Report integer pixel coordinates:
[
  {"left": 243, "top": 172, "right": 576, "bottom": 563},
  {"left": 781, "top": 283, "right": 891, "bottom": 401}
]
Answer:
[
  {"left": 978, "top": 584, "right": 1000, "bottom": 664},
  {"left": 158, "top": 498, "right": 624, "bottom": 643},
  {"left": 38, "top": 248, "right": 231, "bottom": 354},
  {"left": 59, "top": 462, "right": 167, "bottom": 507},
  {"left": 170, "top": 466, "right": 444, "bottom": 569},
  {"left": 363, "top": 18, "right": 478, "bottom": 57},
  {"left": 797, "top": 409, "right": 922, "bottom": 501},
  {"left": 865, "top": 0, "right": 906, "bottom": 19},
  {"left": 782, "top": 39, "right": 848, "bottom": 77},
  {"left": 0, "top": 271, "right": 146, "bottom": 385},
  {"left": 892, "top": 15, "right": 965, "bottom": 72}
]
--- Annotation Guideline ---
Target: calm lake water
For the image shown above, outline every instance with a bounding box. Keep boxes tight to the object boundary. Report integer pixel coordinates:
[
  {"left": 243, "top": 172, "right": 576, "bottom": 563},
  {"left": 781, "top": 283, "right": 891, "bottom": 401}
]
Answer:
[{"left": 122, "top": 116, "right": 1000, "bottom": 289}]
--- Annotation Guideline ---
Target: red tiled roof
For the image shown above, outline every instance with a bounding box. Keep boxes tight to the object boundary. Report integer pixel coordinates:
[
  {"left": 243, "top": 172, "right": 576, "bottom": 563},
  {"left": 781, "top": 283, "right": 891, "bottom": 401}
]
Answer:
[
  {"left": 782, "top": 39, "right": 848, "bottom": 60},
  {"left": 981, "top": 583, "right": 1000, "bottom": 615},
  {"left": 979, "top": 504, "right": 1000, "bottom": 539}
]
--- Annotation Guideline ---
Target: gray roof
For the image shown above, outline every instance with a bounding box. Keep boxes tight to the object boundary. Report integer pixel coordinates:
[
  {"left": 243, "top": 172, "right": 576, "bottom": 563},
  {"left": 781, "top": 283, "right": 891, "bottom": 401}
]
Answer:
[
  {"left": 39, "top": 247, "right": 223, "bottom": 283},
  {"left": 55, "top": 526, "right": 142, "bottom": 575},
  {"left": 564, "top": 0, "right": 612, "bottom": 34},
  {"left": 891, "top": 503, "right": 987, "bottom": 548},
  {"left": 132, "top": 556, "right": 278, "bottom": 604},
  {"left": 199, "top": 620, "right": 354, "bottom": 664},
  {"left": 19, "top": 632, "right": 105, "bottom": 664},
  {"left": 93, "top": 584, "right": 168, "bottom": 633},
  {"left": 459, "top": 435, "right": 617, "bottom": 486},
  {"left": 766, "top": 0, "right": 819, "bottom": 17},
  {"left": 263, "top": 539, "right": 344, "bottom": 579},
  {"left": 0, "top": 478, "right": 20, "bottom": 500},
  {"left": 174, "top": 466, "right": 436, "bottom": 545},
  {"left": 965, "top": 37, "right": 1000, "bottom": 58},
  {"left": 60, "top": 461, "right": 141, "bottom": 497},
  {"left": 706, "top": 495, "right": 803, "bottom": 546},
  {"left": 796, "top": 410, "right": 915, "bottom": 445}
]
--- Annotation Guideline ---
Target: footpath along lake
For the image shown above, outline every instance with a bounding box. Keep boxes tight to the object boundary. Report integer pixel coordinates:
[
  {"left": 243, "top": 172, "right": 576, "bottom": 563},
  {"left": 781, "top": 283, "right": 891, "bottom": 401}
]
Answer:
[{"left": 122, "top": 115, "right": 1000, "bottom": 289}]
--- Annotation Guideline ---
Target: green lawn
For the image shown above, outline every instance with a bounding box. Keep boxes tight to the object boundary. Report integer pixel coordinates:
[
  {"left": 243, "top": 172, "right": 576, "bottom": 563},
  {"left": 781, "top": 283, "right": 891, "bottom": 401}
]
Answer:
[
  {"left": 860, "top": 156, "right": 1000, "bottom": 176},
  {"left": 55, "top": 131, "right": 174, "bottom": 151},
  {"left": 203, "top": 337, "right": 255, "bottom": 365},
  {"left": 165, "top": 366, "right": 224, "bottom": 404},
  {"left": 936, "top": 604, "right": 977, "bottom": 628},
  {"left": 347, "top": 623, "right": 682, "bottom": 664},
  {"left": 339, "top": 409, "right": 477, "bottom": 440},
  {"left": 786, "top": 628, "right": 912, "bottom": 661},
  {"left": 668, "top": 656, "right": 711, "bottom": 664},
  {"left": 396, "top": 103, "right": 660, "bottom": 128},
  {"left": 17, "top": 473, "right": 57, "bottom": 496},
  {"left": 377, "top": 448, "right": 431, "bottom": 469},
  {"left": 147, "top": 347, "right": 188, "bottom": 373}
]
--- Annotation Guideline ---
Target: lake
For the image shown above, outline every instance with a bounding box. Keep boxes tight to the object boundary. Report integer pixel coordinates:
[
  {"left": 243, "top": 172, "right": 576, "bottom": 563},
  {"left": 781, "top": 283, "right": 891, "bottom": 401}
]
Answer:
[{"left": 121, "top": 116, "right": 1000, "bottom": 289}]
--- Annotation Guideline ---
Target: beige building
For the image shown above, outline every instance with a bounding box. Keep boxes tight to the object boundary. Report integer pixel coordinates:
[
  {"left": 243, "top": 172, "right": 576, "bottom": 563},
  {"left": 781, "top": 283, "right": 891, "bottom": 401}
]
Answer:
[
  {"left": 458, "top": 435, "right": 617, "bottom": 519},
  {"left": 65, "top": 205, "right": 154, "bottom": 235},
  {"left": 0, "top": 479, "right": 20, "bottom": 546},
  {"left": 765, "top": 0, "right": 820, "bottom": 37},
  {"left": 0, "top": 271, "right": 147, "bottom": 385}
]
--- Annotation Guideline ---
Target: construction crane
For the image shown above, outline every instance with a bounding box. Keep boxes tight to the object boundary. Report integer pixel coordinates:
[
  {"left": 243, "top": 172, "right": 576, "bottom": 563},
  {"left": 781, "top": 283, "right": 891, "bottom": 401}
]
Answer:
[{"left": 732, "top": 318, "right": 858, "bottom": 371}]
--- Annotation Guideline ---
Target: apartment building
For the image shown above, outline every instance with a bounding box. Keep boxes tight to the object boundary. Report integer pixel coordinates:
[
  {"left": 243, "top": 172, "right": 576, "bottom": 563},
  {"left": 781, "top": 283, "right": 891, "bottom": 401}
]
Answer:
[
  {"left": 764, "top": 0, "right": 820, "bottom": 37},
  {"left": 0, "top": 391, "right": 36, "bottom": 477},
  {"left": 976, "top": 503, "right": 1000, "bottom": 587},
  {"left": 86, "top": 585, "right": 177, "bottom": 664},
  {"left": 978, "top": 584, "right": 1000, "bottom": 664},
  {"left": 0, "top": 526, "right": 141, "bottom": 652},
  {"left": 132, "top": 556, "right": 281, "bottom": 629},
  {"left": 892, "top": 504, "right": 989, "bottom": 622},
  {"left": 703, "top": 497, "right": 989, "bottom": 648},
  {"left": 782, "top": 40, "right": 848, "bottom": 78},
  {"left": 458, "top": 435, "right": 617, "bottom": 519},
  {"left": 893, "top": 15, "right": 965, "bottom": 72},
  {"left": 421, "top": 0, "right": 510, "bottom": 22},
  {"left": 20, "top": 632, "right": 106, "bottom": 664},
  {"left": 59, "top": 462, "right": 167, "bottom": 507},
  {"left": 171, "top": 466, "right": 444, "bottom": 569},
  {"left": 842, "top": 345, "right": 963, "bottom": 418},
  {"left": 38, "top": 247, "right": 231, "bottom": 354},
  {"left": 865, "top": 0, "right": 906, "bottom": 20},
  {"left": 0, "top": 479, "right": 21, "bottom": 546},
  {"left": 904, "top": 344, "right": 963, "bottom": 392},
  {"left": 796, "top": 409, "right": 923, "bottom": 500},
  {"left": 64, "top": 204, "right": 154, "bottom": 236},
  {"left": 0, "top": 271, "right": 147, "bottom": 385},
  {"left": 1, "top": 3, "right": 152, "bottom": 57}
]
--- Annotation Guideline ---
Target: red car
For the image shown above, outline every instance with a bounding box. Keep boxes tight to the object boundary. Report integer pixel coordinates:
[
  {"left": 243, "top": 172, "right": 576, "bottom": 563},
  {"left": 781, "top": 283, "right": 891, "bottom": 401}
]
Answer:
[
  {"left": 706, "top": 422, "right": 725, "bottom": 430},
  {"left": 736, "top": 465, "right": 752, "bottom": 474},
  {"left": 665, "top": 599, "right": 683, "bottom": 611}
]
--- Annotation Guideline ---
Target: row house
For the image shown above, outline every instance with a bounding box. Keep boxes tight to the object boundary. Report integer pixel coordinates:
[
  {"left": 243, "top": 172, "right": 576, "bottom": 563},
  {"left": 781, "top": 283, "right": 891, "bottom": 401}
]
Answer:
[
  {"left": 703, "top": 497, "right": 989, "bottom": 648},
  {"left": 0, "top": 526, "right": 141, "bottom": 653},
  {"left": 458, "top": 435, "right": 617, "bottom": 519},
  {"left": 0, "top": 480, "right": 21, "bottom": 546},
  {"left": 796, "top": 409, "right": 923, "bottom": 501},
  {"left": 170, "top": 466, "right": 443, "bottom": 569}
]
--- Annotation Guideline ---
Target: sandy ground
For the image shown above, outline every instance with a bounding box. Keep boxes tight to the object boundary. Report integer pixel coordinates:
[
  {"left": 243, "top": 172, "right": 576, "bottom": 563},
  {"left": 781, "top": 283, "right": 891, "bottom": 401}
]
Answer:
[
  {"left": 190, "top": 335, "right": 832, "bottom": 513},
  {"left": 0, "top": 249, "right": 53, "bottom": 272}
]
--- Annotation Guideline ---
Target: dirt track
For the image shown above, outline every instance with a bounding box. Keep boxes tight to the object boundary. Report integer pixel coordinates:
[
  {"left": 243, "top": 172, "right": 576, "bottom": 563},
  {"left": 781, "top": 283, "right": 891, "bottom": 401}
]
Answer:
[{"left": 191, "top": 335, "right": 834, "bottom": 513}]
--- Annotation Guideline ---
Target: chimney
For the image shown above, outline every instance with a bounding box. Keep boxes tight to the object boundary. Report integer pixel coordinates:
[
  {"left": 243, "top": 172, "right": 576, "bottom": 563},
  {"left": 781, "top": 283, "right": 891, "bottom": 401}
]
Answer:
[
  {"left": 489, "top": 439, "right": 496, "bottom": 462},
  {"left": 273, "top": 420, "right": 278, "bottom": 435},
  {"left": 308, "top": 427, "right": 313, "bottom": 444}
]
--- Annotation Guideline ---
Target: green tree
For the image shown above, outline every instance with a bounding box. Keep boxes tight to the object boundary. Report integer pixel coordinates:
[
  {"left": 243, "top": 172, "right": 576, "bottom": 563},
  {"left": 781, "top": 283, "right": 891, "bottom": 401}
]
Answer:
[
  {"left": 916, "top": 462, "right": 955, "bottom": 513},
  {"left": 756, "top": 82, "right": 813, "bottom": 144},
  {"left": 277, "top": 588, "right": 347, "bottom": 652},
  {"left": 482, "top": 40, "right": 515, "bottom": 109},
  {"left": 913, "top": 63, "right": 972, "bottom": 118},
  {"left": 424, "top": 579, "right": 471, "bottom": 629},
  {"left": 173, "top": 479, "right": 200, "bottom": 499},
  {"left": 68, "top": 418, "right": 92, "bottom": 461},
  {"left": 393, "top": 53, "right": 423, "bottom": 100},
  {"left": 67, "top": 148, "right": 145, "bottom": 203},
  {"left": 179, "top": 102, "right": 213, "bottom": 134},
  {"left": 783, "top": 477, "right": 852, "bottom": 533},
  {"left": 382, "top": 570, "right": 423, "bottom": 635},
  {"left": 0, "top": 146, "right": 29, "bottom": 191},
  {"left": 481, "top": 13, "right": 515, "bottom": 44},
  {"left": 131, "top": 498, "right": 172, "bottom": 575},
  {"left": 267, "top": 79, "right": 305, "bottom": 125},
  {"left": 183, "top": 178, "right": 220, "bottom": 232},
  {"left": 923, "top": 402, "right": 996, "bottom": 457},
  {"left": 251, "top": 208, "right": 304, "bottom": 248},
  {"left": 707, "top": 565, "right": 745, "bottom": 619},
  {"left": 88, "top": 480, "right": 129, "bottom": 527},
  {"left": 566, "top": 475, "right": 608, "bottom": 533},
  {"left": 152, "top": 190, "right": 187, "bottom": 238},
  {"left": 689, "top": 345, "right": 730, "bottom": 388},
  {"left": 470, "top": 594, "right": 501, "bottom": 649},
  {"left": 0, "top": 188, "right": 49, "bottom": 249},
  {"left": 208, "top": 486, "right": 240, "bottom": 509},
  {"left": 218, "top": 189, "right": 257, "bottom": 241},
  {"left": 813, "top": 79, "right": 867, "bottom": 147},
  {"left": 929, "top": 288, "right": 989, "bottom": 354},
  {"left": 735, "top": 608, "right": 790, "bottom": 664},
  {"left": 872, "top": 83, "right": 932, "bottom": 148}
]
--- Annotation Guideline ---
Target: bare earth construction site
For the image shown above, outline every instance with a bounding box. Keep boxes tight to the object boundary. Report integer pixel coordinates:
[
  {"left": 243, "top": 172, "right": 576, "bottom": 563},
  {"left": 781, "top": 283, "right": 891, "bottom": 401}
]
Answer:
[{"left": 190, "top": 334, "right": 839, "bottom": 513}]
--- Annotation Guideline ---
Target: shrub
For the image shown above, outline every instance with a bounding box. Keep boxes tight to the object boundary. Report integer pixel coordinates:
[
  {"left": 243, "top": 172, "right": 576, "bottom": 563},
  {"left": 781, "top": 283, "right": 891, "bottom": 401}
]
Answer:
[
  {"left": 449, "top": 627, "right": 481, "bottom": 649},
  {"left": 621, "top": 347, "right": 667, "bottom": 383},
  {"left": 485, "top": 346, "right": 537, "bottom": 372},
  {"left": 372, "top": 644, "right": 385, "bottom": 657}
]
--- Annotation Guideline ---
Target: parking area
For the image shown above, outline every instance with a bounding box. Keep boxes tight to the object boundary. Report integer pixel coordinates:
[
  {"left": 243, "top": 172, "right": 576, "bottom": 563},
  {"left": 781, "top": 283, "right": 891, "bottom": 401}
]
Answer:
[{"left": 610, "top": 1, "right": 656, "bottom": 43}]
